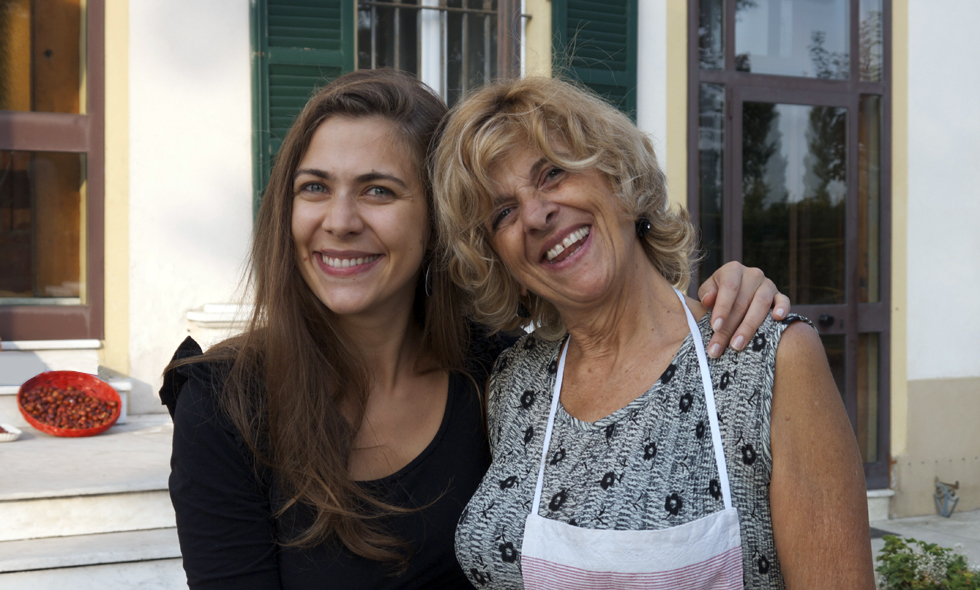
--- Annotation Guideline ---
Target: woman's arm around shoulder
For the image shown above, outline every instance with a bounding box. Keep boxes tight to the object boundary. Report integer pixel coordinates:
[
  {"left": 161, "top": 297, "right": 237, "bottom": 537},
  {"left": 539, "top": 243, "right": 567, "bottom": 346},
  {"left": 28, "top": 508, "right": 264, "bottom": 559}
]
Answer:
[
  {"left": 170, "top": 367, "right": 282, "bottom": 590},
  {"left": 769, "top": 322, "right": 875, "bottom": 589}
]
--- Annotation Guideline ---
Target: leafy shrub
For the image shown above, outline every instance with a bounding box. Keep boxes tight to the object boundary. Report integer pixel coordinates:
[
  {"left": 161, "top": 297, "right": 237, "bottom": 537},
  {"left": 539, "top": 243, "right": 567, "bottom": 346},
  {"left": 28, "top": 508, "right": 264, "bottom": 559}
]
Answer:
[{"left": 875, "top": 535, "right": 979, "bottom": 590}]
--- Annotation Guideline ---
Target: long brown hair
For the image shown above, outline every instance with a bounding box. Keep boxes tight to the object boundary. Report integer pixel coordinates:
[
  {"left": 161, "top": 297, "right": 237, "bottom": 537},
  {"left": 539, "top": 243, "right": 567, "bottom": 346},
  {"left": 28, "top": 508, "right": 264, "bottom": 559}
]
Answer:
[{"left": 174, "top": 70, "right": 468, "bottom": 567}]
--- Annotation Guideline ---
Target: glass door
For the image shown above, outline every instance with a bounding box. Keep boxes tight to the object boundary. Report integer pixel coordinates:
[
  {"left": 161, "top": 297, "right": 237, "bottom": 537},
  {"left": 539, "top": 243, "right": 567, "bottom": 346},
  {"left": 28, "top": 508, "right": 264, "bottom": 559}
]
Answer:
[{"left": 689, "top": 0, "right": 891, "bottom": 487}]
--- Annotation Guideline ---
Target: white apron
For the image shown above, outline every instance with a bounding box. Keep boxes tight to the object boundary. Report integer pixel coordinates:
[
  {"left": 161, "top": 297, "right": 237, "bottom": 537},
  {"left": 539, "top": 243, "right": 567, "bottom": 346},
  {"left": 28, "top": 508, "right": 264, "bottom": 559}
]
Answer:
[{"left": 520, "top": 289, "right": 743, "bottom": 590}]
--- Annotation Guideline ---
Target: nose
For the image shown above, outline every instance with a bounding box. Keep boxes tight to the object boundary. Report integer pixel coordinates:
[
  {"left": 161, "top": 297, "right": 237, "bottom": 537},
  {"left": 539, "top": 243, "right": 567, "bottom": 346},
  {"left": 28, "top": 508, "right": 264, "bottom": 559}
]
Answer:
[
  {"left": 322, "top": 194, "right": 364, "bottom": 237},
  {"left": 520, "top": 196, "right": 559, "bottom": 233}
]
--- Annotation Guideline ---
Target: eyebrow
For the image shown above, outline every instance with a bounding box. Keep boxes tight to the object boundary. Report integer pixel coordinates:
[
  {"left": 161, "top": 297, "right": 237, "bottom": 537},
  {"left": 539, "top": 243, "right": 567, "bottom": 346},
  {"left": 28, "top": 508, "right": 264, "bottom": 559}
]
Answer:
[
  {"left": 492, "top": 156, "right": 551, "bottom": 204},
  {"left": 528, "top": 157, "right": 549, "bottom": 182},
  {"left": 293, "top": 168, "right": 409, "bottom": 189}
]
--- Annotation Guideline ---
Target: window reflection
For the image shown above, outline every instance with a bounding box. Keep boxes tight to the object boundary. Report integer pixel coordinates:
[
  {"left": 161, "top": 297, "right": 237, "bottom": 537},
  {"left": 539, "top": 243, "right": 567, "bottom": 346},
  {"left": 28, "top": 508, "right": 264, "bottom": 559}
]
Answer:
[
  {"left": 0, "top": 0, "right": 84, "bottom": 113},
  {"left": 699, "top": 0, "right": 724, "bottom": 69},
  {"left": 859, "top": 0, "right": 883, "bottom": 82},
  {"left": 859, "top": 95, "right": 881, "bottom": 303},
  {"left": 820, "top": 334, "right": 846, "bottom": 400},
  {"left": 857, "top": 333, "right": 879, "bottom": 463},
  {"left": 0, "top": 151, "right": 85, "bottom": 304},
  {"left": 698, "top": 83, "right": 725, "bottom": 285},
  {"left": 735, "top": 0, "right": 849, "bottom": 79},
  {"left": 742, "top": 102, "right": 847, "bottom": 305}
]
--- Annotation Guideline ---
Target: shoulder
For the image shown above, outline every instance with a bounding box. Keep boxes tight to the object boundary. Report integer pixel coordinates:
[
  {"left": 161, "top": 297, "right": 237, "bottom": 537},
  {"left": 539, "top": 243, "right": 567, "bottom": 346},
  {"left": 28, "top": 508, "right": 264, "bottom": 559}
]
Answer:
[
  {"left": 489, "top": 330, "right": 561, "bottom": 388},
  {"left": 465, "top": 326, "right": 522, "bottom": 385},
  {"left": 160, "top": 337, "right": 243, "bottom": 439},
  {"left": 705, "top": 312, "right": 812, "bottom": 365},
  {"left": 771, "top": 317, "right": 836, "bottom": 408},
  {"left": 705, "top": 313, "right": 814, "bottom": 432},
  {"left": 159, "top": 337, "right": 225, "bottom": 417},
  {"left": 485, "top": 331, "right": 562, "bottom": 448}
]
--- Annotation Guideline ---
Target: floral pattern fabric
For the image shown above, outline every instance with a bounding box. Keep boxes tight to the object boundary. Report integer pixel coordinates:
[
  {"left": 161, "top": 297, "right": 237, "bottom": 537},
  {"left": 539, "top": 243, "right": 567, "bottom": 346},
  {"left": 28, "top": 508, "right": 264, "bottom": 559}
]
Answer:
[{"left": 455, "top": 312, "right": 806, "bottom": 589}]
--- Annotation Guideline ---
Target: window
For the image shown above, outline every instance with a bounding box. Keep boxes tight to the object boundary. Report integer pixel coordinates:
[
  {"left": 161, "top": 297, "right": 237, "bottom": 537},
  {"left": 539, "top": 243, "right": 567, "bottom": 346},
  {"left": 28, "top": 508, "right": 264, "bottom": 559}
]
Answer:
[
  {"left": 357, "top": 1, "right": 521, "bottom": 107},
  {"left": 0, "top": 0, "right": 104, "bottom": 340},
  {"left": 688, "top": 0, "right": 890, "bottom": 487},
  {"left": 251, "top": 0, "right": 520, "bottom": 209}
]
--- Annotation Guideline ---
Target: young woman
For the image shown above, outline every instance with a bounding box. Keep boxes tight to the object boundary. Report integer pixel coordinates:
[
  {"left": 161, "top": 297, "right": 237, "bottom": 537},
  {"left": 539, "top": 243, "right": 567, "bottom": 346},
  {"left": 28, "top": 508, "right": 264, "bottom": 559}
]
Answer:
[{"left": 161, "top": 70, "right": 789, "bottom": 589}]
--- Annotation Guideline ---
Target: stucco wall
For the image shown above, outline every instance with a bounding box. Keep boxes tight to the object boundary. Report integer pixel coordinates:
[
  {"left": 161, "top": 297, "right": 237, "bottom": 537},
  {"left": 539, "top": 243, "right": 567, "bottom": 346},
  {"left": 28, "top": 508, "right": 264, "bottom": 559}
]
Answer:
[
  {"left": 892, "top": 376, "right": 980, "bottom": 516},
  {"left": 890, "top": 0, "right": 980, "bottom": 516},
  {"left": 906, "top": 0, "right": 980, "bottom": 382},
  {"left": 127, "top": 1, "right": 254, "bottom": 413}
]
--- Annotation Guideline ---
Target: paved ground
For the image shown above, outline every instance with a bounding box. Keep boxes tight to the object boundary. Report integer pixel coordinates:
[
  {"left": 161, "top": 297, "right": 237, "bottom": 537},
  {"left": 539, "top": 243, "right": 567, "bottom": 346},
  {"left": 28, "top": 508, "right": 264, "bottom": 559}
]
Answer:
[{"left": 871, "top": 509, "right": 980, "bottom": 570}]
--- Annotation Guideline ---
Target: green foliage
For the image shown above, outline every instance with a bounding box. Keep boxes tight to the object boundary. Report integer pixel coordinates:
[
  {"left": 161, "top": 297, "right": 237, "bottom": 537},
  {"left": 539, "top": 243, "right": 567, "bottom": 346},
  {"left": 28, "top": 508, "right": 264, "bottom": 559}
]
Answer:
[{"left": 875, "top": 535, "right": 979, "bottom": 590}]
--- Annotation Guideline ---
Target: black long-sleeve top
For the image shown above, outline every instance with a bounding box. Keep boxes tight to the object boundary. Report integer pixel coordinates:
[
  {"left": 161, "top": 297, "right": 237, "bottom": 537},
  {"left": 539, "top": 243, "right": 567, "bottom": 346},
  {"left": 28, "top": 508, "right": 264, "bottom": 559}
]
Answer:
[{"left": 162, "top": 335, "right": 510, "bottom": 589}]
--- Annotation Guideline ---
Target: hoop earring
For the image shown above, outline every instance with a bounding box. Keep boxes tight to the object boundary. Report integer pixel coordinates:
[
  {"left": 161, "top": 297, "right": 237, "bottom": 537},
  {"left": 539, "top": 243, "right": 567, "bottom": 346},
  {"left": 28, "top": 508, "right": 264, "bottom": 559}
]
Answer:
[
  {"left": 635, "top": 217, "right": 652, "bottom": 238},
  {"left": 424, "top": 263, "right": 434, "bottom": 298}
]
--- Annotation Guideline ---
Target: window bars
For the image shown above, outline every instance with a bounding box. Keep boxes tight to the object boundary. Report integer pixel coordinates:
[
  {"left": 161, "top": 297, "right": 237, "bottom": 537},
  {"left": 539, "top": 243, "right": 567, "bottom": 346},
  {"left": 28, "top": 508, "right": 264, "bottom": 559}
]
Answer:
[{"left": 358, "top": 0, "right": 515, "bottom": 104}]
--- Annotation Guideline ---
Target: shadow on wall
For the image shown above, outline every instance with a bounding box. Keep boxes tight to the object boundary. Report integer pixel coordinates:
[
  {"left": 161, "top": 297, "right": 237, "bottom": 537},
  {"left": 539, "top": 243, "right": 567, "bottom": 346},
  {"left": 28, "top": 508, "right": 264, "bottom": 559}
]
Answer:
[
  {"left": 0, "top": 352, "right": 49, "bottom": 385},
  {"left": 127, "top": 376, "right": 166, "bottom": 416}
]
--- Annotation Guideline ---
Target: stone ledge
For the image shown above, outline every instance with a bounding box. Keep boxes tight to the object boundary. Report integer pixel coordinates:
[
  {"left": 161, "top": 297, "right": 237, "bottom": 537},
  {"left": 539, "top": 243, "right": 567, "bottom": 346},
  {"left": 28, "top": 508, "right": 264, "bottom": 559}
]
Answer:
[
  {"left": 0, "top": 415, "right": 172, "bottom": 502},
  {"left": 0, "top": 556, "right": 186, "bottom": 589},
  {"left": 1, "top": 340, "right": 101, "bottom": 351},
  {"left": 868, "top": 488, "right": 896, "bottom": 521},
  {"left": 0, "top": 528, "right": 180, "bottom": 573},
  {"left": 0, "top": 491, "right": 176, "bottom": 542}
]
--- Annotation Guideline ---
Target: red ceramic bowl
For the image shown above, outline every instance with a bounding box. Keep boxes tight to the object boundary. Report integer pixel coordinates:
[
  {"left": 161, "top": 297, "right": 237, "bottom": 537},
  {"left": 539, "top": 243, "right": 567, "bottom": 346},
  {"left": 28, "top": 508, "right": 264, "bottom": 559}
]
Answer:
[{"left": 17, "top": 371, "right": 121, "bottom": 437}]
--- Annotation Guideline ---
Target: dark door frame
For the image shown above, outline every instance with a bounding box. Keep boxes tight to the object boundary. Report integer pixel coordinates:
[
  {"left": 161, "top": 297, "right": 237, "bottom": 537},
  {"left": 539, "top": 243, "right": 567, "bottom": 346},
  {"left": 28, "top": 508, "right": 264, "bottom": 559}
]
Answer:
[{"left": 686, "top": 0, "right": 892, "bottom": 488}]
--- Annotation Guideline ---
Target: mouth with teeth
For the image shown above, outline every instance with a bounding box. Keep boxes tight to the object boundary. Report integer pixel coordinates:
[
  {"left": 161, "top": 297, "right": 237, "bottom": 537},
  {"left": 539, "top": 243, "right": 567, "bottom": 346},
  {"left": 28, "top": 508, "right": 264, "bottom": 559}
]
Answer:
[
  {"left": 316, "top": 252, "right": 381, "bottom": 270},
  {"left": 545, "top": 226, "right": 590, "bottom": 264}
]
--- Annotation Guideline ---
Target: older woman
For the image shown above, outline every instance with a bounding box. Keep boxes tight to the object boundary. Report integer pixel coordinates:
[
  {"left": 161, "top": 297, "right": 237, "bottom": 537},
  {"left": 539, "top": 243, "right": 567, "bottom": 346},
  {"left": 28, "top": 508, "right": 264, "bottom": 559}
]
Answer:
[{"left": 434, "top": 78, "right": 874, "bottom": 589}]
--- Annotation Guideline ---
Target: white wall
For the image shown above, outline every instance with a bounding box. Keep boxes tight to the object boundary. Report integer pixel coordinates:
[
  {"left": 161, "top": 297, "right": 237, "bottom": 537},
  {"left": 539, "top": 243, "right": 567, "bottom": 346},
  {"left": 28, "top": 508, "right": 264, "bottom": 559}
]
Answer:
[
  {"left": 906, "top": 0, "right": 980, "bottom": 381},
  {"left": 636, "top": 0, "right": 668, "bottom": 168},
  {"left": 128, "top": 1, "right": 254, "bottom": 412}
]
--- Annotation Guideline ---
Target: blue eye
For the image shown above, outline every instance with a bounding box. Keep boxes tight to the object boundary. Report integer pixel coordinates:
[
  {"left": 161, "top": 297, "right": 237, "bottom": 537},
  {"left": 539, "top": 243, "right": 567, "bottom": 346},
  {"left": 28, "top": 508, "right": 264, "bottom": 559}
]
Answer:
[
  {"left": 366, "top": 186, "right": 394, "bottom": 198},
  {"left": 298, "top": 182, "right": 326, "bottom": 194}
]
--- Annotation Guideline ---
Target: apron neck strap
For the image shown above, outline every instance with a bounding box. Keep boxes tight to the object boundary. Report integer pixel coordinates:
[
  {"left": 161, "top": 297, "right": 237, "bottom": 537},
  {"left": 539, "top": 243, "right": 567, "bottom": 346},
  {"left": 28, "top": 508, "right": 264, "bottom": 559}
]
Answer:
[
  {"left": 531, "top": 290, "right": 733, "bottom": 515},
  {"left": 673, "top": 288, "right": 733, "bottom": 510},
  {"left": 532, "top": 337, "right": 569, "bottom": 512}
]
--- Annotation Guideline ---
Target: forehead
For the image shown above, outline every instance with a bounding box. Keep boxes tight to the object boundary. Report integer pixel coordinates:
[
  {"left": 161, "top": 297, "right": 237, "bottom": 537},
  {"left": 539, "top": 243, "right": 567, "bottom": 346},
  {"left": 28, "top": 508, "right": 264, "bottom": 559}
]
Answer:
[
  {"left": 489, "top": 144, "right": 542, "bottom": 183},
  {"left": 299, "top": 116, "right": 416, "bottom": 175}
]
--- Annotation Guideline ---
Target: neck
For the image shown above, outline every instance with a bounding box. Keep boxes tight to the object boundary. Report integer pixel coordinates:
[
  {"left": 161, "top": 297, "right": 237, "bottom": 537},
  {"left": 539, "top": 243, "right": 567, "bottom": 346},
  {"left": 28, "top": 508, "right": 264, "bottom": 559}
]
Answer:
[
  {"left": 560, "top": 250, "right": 689, "bottom": 366},
  {"left": 334, "top": 301, "right": 424, "bottom": 395}
]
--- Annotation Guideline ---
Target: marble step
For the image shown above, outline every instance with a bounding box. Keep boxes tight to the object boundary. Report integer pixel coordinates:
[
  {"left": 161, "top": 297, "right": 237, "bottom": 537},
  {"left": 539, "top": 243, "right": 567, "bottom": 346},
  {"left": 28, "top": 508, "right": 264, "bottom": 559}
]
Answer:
[
  {"left": 0, "top": 415, "right": 175, "bottom": 541},
  {"left": 0, "top": 528, "right": 186, "bottom": 589},
  {"left": 0, "top": 559, "right": 186, "bottom": 590},
  {"left": 0, "top": 527, "right": 182, "bottom": 574}
]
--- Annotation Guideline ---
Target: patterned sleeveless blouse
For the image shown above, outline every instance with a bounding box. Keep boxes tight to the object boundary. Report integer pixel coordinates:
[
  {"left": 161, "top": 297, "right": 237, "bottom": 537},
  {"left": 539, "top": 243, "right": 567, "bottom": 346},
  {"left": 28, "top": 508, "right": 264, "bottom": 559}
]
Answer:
[{"left": 455, "top": 312, "right": 807, "bottom": 589}]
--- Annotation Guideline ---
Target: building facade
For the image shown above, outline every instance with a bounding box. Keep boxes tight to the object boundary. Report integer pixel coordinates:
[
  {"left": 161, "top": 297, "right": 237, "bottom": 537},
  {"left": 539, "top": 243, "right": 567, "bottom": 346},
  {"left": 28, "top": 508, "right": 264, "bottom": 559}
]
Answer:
[{"left": 0, "top": 0, "right": 976, "bottom": 519}]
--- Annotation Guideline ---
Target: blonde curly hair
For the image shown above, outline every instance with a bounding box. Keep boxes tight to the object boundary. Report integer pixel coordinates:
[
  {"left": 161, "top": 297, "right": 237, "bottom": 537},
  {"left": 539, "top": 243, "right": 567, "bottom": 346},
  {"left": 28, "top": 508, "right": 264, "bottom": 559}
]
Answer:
[{"left": 432, "top": 77, "right": 696, "bottom": 339}]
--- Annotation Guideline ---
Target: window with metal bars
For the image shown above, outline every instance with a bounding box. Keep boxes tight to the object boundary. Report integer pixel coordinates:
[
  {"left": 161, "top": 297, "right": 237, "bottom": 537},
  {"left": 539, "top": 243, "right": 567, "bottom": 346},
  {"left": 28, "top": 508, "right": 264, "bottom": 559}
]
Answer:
[{"left": 357, "top": 0, "right": 520, "bottom": 106}]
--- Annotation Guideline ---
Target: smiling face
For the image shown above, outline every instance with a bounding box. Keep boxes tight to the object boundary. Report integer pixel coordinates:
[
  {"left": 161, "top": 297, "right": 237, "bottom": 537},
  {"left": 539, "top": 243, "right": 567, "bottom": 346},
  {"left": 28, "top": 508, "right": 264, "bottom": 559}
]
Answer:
[
  {"left": 291, "top": 116, "right": 429, "bottom": 321},
  {"left": 486, "top": 144, "right": 642, "bottom": 314}
]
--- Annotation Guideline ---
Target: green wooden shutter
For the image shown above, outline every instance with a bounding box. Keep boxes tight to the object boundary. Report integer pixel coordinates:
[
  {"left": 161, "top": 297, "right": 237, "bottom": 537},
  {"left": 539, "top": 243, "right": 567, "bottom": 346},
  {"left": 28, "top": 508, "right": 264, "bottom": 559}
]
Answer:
[
  {"left": 252, "top": 0, "right": 355, "bottom": 213},
  {"left": 552, "top": 0, "right": 637, "bottom": 118}
]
